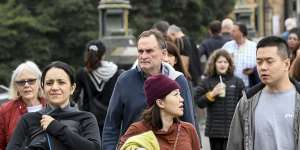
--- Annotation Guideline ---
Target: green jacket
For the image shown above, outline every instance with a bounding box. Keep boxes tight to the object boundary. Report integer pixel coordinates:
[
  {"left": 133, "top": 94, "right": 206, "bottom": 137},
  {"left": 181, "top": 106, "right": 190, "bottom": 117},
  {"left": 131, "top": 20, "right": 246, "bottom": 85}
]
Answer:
[{"left": 227, "top": 79, "right": 300, "bottom": 150}]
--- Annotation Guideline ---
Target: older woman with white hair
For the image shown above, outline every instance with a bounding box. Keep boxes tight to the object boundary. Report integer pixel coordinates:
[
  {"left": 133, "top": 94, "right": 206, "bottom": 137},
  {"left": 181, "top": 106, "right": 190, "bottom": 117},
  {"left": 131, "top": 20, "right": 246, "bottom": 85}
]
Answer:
[{"left": 0, "top": 61, "right": 45, "bottom": 150}]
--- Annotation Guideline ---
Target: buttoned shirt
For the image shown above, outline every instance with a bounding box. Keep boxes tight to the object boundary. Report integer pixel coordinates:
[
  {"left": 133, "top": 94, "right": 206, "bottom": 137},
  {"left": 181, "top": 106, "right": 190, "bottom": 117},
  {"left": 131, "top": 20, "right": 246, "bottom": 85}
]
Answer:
[{"left": 222, "top": 39, "right": 257, "bottom": 86}]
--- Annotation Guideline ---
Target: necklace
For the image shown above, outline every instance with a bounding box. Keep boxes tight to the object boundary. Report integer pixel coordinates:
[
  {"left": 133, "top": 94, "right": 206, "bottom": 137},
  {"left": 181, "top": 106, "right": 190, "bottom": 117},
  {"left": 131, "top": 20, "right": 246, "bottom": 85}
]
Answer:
[{"left": 172, "top": 123, "right": 181, "bottom": 150}]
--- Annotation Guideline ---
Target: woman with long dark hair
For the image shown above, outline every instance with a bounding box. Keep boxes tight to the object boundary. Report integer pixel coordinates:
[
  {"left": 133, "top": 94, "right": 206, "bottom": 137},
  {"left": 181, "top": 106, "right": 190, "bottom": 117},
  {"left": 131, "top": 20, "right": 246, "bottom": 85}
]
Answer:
[
  {"left": 73, "top": 40, "right": 123, "bottom": 135},
  {"left": 165, "top": 41, "right": 191, "bottom": 80}
]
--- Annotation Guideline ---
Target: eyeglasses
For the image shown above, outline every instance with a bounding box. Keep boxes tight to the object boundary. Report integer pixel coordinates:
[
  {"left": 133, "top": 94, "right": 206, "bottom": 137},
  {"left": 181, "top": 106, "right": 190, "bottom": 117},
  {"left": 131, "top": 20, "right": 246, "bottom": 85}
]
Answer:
[{"left": 15, "top": 79, "right": 37, "bottom": 86}]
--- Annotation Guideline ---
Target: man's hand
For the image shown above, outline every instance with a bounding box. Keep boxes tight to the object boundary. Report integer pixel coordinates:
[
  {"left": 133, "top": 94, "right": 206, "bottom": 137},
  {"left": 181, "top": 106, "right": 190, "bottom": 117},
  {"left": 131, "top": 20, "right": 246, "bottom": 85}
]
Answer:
[
  {"left": 243, "top": 68, "right": 254, "bottom": 75},
  {"left": 40, "top": 115, "right": 55, "bottom": 130}
]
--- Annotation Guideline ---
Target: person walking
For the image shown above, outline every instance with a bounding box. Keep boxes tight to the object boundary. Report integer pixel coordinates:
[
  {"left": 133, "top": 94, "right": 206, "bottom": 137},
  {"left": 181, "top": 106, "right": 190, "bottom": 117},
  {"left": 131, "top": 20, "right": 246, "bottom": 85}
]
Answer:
[
  {"left": 198, "top": 20, "right": 229, "bottom": 59},
  {"left": 73, "top": 40, "right": 123, "bottom": 136},
  {"left": 6, "top": 61, "right": 101, "bottom": 150},
  {"left": 195, "top": 49, "right": 244, "bottom": 150},
  {"left": 102, "top": 29, "right": 196, "bottom": 150},
  {"left": 0, "top": 61, "right": 45, "bottom": 150},
  {"left": 222, "top": 23, "right": 257, "bottom": 87},
  {"left": 227, "top": 36, "right": 300, "bottom": 150},
  {"left": 118, "top": 74, "right": 201, "bottom": 150}
]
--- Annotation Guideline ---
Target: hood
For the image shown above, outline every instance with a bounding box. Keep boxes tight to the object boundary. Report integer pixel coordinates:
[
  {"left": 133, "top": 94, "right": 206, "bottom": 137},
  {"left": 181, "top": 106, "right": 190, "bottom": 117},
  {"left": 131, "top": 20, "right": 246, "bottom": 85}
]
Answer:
[
  {"left": 136, "top": 61, "right": 183, "bottom": 80},
  {"left": 89, "top": 61, "right": 118, "bottom": 92}
]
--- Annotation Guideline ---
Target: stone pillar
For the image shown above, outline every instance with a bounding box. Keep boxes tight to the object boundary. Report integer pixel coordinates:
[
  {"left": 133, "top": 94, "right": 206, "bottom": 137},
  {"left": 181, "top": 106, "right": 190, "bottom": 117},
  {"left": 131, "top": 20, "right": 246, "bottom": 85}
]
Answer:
[
  {"left": 98, "top": 0, "right": 137, "bottom": 68},
  {"left": 234, "top": 1, "right": 257, "bottom": 38}
]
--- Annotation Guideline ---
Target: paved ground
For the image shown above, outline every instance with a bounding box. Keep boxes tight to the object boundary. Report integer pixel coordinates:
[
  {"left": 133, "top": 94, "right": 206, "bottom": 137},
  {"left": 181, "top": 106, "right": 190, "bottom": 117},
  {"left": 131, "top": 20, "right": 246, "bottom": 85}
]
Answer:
[{"left": 199, "top": 120, "right": 210, "bottom": 150}]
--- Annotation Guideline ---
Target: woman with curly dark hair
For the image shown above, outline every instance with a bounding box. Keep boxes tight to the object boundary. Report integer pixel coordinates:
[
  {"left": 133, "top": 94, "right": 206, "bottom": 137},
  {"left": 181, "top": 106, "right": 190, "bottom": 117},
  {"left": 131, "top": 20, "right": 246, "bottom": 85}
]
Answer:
[{"left": 195, "top": 49, "right": 245, "bottom": 150}]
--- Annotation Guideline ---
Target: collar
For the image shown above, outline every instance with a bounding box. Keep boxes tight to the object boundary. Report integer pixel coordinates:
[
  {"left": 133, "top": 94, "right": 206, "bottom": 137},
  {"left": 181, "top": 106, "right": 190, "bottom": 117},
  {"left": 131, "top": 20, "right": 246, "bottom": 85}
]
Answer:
[
  {"left": 40, "top": 103, "right": 77, "bottom": 115},
  {"left": 136, "top": 63, "right": 169, "bottom": 80},
  {"left": 246, "top": 78, "right": 300, "bottom": 98}
]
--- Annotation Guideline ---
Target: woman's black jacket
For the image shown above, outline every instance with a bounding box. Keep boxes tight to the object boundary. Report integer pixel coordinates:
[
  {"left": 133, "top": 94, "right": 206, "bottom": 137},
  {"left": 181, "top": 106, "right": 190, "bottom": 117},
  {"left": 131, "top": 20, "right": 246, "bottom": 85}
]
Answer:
[
  {"left": 6, "top": 106, "right": 101, "bottom": 150},
  {"left": 195, "top": 75, "right": 245, "bottom": 138}
]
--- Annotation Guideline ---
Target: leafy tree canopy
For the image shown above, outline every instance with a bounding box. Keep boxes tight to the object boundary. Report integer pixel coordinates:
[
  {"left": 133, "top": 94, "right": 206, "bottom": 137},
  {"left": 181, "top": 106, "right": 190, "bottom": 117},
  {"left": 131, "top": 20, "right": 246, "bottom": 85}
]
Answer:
[
  {"left": 0, "top": 0, "right": 235, "bottom": 85},
  {"left": 129, "top": 0, "right": 236, "bottom": 41},
  {"left": 0, "top": 0, "right": 98, "bottom": 85}
]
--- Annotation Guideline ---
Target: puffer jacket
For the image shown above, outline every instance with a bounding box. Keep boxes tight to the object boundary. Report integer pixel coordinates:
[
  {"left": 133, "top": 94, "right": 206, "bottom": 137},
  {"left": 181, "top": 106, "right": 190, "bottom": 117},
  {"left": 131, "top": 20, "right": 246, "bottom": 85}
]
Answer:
[
  {"left": 226, "top": 79, "right": 300, "bottom": 150},
  {"left": 195, "top": 75, "right": 245, "bottom": 138}
]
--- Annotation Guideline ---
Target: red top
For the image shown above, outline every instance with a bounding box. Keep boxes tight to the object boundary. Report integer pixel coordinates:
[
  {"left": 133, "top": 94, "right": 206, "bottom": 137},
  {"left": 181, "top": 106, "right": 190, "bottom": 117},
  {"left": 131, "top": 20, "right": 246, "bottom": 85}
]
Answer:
[
  {"left": 119, "top": 120, "right": 201, "bottom": 150},
  {"left": 0, "top": 97, "right": 45, "bottom": 150}
]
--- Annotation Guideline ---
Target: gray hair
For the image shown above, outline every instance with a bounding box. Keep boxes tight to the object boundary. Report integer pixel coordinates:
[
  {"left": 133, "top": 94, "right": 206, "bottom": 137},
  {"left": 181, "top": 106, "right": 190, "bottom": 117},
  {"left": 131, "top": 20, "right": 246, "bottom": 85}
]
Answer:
[
  {"left": 222, "top": 18, "right": 234, "bottom": 30},
  {"left": 9, "top": 61, "right": 43, "bottom": 99},
  {"left": 167, "top": 24, "right": 182, "bottom": 33}
]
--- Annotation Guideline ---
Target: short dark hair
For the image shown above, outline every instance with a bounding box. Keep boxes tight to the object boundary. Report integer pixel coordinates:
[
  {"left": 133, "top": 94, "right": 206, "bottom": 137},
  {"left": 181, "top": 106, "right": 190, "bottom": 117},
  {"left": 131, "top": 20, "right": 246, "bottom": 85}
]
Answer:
[
  {"left": 235, "top": 23, "right": 247, "bottom": 37},
  {"left": 205, "top": 49, "right": 235, "bottom": 77},
  {"left": 84, "top": 40, "right": 106, "bottom": 72},
  {"left": 41, "top": 61, "right": 75, "bottom": 88},
  {"left": 209, "top": 20, "right": 222, "bottom": 35},
  {"left": 152, "top": 20, "right": 170, "bottom": 34},
  {"left": 257, "top": 36, "right": 290, "bottom": 59},
  {"left": 138, "top": 29, "right": 166, "bottom": 50}
]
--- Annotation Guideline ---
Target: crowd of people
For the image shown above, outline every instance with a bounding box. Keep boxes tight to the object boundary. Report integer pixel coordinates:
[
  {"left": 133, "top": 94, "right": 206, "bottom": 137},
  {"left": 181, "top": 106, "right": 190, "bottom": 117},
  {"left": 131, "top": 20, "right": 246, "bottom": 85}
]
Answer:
[{"left": 0, "top": 17, "right": 300, "bottom": 150}]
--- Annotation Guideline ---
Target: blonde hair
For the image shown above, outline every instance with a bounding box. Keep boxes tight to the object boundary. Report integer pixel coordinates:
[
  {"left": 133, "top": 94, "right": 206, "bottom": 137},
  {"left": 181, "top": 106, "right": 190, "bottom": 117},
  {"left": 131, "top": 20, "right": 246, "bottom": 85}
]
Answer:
[{"left": 9, "top": 61, "right": 43, "bottom": 99}]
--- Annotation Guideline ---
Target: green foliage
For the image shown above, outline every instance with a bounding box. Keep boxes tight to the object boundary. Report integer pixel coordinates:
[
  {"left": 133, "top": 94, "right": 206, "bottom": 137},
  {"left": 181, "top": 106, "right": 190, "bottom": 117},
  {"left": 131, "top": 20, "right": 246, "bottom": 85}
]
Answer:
[
  {"left": 0, "top": 0, "right": 98, "bottom": 85},
  {"left": 129, "top": 0, "right": 236, "bottom": 42}
]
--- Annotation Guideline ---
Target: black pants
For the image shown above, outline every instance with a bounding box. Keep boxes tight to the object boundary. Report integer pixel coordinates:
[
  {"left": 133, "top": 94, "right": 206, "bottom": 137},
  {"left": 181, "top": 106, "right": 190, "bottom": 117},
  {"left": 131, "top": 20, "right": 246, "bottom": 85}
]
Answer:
[{"left": 209, "top": 137, "right": 227, "bottom": 150}]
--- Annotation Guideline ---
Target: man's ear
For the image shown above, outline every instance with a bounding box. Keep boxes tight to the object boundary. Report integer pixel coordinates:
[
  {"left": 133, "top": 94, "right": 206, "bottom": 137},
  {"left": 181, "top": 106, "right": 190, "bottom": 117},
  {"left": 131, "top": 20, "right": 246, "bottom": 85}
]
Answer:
[
  {"left": 155, "top": 99, "right": 165, "bottom": 109},
  {"left": 284, "top": 58, "right": 291, "bottom": 71},
  {"left": 162, "top": 49, "right": 168, "bottom": 62}
]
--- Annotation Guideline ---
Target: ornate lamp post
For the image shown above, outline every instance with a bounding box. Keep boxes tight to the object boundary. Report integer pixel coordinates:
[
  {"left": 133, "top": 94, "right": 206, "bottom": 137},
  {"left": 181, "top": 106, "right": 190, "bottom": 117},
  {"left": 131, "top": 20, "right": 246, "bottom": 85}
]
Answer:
[
  {"left": 98, "top": 0, "right": 137, "bottom": 69},
  {"left": 234, "top": 0, "right": 257, "bottom": 38}
]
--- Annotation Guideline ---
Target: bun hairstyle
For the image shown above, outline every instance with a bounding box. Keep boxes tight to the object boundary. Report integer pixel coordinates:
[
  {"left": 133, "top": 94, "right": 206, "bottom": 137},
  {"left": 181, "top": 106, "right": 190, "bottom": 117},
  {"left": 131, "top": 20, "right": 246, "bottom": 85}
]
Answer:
[{"left": 84, "top": 40, "right": 106, "bottom": 72}]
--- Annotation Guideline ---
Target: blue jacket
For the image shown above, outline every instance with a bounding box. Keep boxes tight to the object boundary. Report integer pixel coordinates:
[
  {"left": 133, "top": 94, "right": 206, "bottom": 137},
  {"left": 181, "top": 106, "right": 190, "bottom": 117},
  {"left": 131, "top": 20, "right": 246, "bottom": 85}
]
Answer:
[{"left": 102, "top": 63, "right": 195, "bottom": 150}]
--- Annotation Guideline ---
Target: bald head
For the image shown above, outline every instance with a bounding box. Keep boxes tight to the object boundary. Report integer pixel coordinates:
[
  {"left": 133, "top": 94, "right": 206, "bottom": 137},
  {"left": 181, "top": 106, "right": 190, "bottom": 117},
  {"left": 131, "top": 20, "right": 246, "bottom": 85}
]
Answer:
[{"left": 221, "top": 18, "right": 234, "bottom": 33}]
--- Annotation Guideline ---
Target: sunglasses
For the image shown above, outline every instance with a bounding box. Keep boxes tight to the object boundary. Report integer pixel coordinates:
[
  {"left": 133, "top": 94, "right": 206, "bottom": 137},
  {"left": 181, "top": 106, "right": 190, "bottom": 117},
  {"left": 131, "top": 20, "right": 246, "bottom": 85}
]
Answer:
[{"left": 15, "top": 79, "right": 37, "bottom": 86}]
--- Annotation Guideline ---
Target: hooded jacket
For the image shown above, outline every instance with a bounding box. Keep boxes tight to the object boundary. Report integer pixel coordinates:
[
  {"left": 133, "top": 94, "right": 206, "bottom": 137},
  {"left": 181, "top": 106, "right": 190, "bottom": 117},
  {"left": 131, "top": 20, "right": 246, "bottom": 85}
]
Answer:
[
  {"left": 226, "top": 79, "right": 300, "bottom": 150},
  {"left": 74, "top": 61, "right": 122, "bottom": 134},
  {"left": 102, "top": 62, "right": 195, "bottom": 150}
]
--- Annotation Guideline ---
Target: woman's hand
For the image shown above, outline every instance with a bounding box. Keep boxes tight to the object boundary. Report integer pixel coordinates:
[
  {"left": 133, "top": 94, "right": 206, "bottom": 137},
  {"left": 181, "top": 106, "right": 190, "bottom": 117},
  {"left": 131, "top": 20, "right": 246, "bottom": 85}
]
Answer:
[
  {"left": 40, "top": 115, "right": 55, "bottom": 130},
  {"left": 211, "top": 83, "right": 224, "bottom": 97}
]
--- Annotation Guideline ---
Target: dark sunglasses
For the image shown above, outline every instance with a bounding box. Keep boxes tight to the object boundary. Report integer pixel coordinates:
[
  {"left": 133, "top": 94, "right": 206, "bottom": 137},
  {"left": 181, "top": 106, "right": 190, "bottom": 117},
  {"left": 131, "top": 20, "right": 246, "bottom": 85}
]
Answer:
[{"left": 15, "top": 79, "right": 37, "bottom": 86}]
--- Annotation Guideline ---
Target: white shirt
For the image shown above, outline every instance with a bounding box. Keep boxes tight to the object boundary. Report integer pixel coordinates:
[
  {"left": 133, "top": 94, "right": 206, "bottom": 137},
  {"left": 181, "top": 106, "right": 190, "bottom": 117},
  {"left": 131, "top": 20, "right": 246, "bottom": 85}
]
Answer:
[
  {"left": 27, "top": 104, "right": 42, "bottom": 112},
  {"left": 222, "top": 39, "right": 257, "bottom": 86}
]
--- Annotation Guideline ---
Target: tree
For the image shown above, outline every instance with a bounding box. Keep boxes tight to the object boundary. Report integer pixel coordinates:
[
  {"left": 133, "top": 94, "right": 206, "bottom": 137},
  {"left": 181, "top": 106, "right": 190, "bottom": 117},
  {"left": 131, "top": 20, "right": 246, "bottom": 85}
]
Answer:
[
  {"left": 0, "top": 0, "right": 98, "bottom": 85},
  {"left": 129, "top": 0, "right": 236, "bottom": 42}
]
